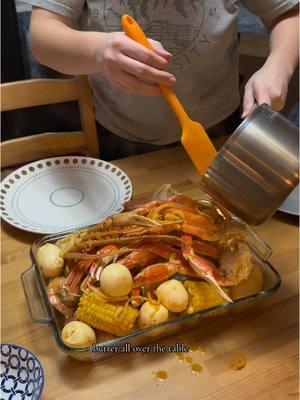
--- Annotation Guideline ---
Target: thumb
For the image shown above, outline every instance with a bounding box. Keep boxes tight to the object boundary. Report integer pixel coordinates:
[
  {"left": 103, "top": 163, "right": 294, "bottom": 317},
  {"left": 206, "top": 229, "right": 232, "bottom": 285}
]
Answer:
[{"left": 242, "top": 82, "right": 256, "bottom": 118}]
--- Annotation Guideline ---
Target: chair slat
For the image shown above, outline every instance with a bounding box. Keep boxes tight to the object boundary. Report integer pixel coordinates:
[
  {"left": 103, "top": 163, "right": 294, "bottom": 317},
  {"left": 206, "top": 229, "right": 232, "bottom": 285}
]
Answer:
[
  {"left": 1, "top": 77, "right": 99, "bottom": 168},
  {"left": 1, "top": 131, "right": 87, "bottom": 168},
  {"left": 1, "top": 79, "right": 80, "bottom": 111}
]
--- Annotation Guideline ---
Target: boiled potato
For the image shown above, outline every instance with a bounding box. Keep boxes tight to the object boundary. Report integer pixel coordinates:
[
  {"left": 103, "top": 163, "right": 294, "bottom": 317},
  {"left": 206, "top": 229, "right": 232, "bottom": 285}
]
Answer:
[
  {"left": 156, "top": 279, "right": 188, "bottom": 312},
  {"left": 100, "top": 263, "right": 133, "bottom": 297},
  {"left": 138, "top": 301, "right": 169, "bottom": 329},
  {"left": 231, "top": 263, "right": 264, "bottom": 300},
  {"left": 62, "top": 321, "right": 96, "bottom": 348},
  {"left": 36, "top": 243, "right": 64, "bottom": 278}
]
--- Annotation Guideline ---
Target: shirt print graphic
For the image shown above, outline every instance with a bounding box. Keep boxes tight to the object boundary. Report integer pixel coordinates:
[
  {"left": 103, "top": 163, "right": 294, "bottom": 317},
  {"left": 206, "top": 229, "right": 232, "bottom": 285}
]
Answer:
[{"left": 103, "top": 0, "right": 211, "bottom": 70}]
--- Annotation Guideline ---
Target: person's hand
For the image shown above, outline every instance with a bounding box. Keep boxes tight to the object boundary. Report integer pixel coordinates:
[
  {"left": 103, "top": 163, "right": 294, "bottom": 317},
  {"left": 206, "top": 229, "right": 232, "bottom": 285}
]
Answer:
[
  {"left": 95, "top": 32, "right": 175, "bottom": 95},
  {"left": 242, "top": 60, "right": 290, "bottom": 118}
]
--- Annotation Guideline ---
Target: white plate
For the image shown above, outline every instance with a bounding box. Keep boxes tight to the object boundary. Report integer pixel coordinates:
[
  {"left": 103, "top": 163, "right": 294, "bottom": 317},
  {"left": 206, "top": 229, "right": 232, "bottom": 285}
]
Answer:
[
  {"left": 278, "top": 185, "right": 299, "bottom": 216},
  {"left": 0, "top": 157, "right": 132, "bottom": 234}
]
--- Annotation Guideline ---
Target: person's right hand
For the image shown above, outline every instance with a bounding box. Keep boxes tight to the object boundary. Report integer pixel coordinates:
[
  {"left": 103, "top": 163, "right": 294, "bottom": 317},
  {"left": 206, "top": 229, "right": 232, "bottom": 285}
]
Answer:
[{"left": 94, "top": 32, "right": 176, "bottom": 95}]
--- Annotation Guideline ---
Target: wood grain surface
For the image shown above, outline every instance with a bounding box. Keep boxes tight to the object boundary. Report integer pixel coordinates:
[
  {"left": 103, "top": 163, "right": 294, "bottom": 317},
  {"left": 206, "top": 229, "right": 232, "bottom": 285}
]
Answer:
[{"left": 1, "top": 146, "right": 299, "bottom": 400}]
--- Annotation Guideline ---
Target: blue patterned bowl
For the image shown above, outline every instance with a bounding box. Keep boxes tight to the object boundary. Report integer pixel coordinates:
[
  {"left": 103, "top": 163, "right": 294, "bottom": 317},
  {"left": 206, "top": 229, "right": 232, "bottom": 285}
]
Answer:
[{"left": 1, "top": 344, "right": 44, "bottom": 399}]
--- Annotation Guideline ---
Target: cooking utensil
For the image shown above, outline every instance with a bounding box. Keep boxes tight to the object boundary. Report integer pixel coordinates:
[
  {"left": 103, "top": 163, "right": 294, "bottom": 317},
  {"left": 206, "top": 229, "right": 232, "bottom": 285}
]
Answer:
[
  {"left": 122, "top": 14, "right": 217, "bottom": 175},
  {"left": 200, "top": 104, "right": 299, "bottom": 225}
]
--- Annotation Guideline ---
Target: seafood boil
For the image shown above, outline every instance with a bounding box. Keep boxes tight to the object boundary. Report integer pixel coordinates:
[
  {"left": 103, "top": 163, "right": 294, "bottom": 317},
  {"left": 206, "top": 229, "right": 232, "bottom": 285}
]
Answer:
[{"left": 36, "top": 187, "right": 263, "bottom": 349}]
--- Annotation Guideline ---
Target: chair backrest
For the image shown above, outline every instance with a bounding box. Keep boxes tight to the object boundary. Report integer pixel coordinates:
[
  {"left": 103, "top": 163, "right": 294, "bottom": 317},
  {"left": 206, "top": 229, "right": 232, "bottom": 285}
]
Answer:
[{"left": 1, "top": 76, "right": 99, "bottom": 168}]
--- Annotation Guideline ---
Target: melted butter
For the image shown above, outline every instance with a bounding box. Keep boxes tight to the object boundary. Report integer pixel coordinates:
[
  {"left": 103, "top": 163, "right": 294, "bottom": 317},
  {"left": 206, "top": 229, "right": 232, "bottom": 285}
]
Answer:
[
  {"left": 230, "top": 353, "right": 247, "bottom": 370},
  {"left": 176, "top": 353, "right": 194, "bottom": 364},
  {"left": 199, "top": 346, "right": 208, "bottom": 354},
  {"left": 189, "top": 344, "right": 208, "bottom": 354},
  {"left": 191, "top": 363, "right": 203, "bottom": 374},
  {"left": 189, "top": 344, "right": 199, "bottom": 352},
  {"left": 154, "top": 370, "right": 168, "bottom": 381},
  {"left": 176, "top": 352, "right": 186, "bottom": 362}
]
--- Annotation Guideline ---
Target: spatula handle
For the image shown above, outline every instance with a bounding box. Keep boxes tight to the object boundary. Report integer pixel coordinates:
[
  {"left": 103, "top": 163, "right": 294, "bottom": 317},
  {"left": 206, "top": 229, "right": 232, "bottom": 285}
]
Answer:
[{"left": 122, "top": 14, "right": 189, "bottom": 126}]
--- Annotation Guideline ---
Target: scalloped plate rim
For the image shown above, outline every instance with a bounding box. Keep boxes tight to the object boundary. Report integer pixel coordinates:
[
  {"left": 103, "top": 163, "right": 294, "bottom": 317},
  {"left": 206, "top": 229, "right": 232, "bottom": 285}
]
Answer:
[{"left": 0, "top": 156, "right": 132, "bottom": 234}]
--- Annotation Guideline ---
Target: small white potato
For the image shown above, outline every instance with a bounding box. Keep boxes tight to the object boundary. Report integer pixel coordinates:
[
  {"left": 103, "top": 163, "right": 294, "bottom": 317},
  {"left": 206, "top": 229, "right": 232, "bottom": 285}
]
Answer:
[
  {"left": 62, "top": 321, "right": 96, "bottom": 348},
  {"left": 36, "top": 243, "right": 64, "bottom": 278},
  {"left": 100, "top": 263, "right": 133, "bottom": 297},
  {"left": 156, "top": 279, "right": 188, "bottom": 312},
  {"left": 138, "top": 301, "right": 169, "bottom": 329}
]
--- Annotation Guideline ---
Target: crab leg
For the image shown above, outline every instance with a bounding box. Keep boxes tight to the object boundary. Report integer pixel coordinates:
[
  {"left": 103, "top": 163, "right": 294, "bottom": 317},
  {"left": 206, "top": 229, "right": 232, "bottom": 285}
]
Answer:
[
  {"left": 118, "top": 245, "right": 158, "bottom": 269},
  {"left": 181, "top": 235, "right": 233, "bottom": 303},
  {"left": 64, "top": 259, "right": 93, "bottom": 293},
  {"left": 75, "top": 234, "right": 185, "bottom": 251},
  {"left": 133, "top": 262, "right": 178, "bottom": 288},
  {"left": 65, "top": 244, "right": 118, "bottom": 292},
  {"left": 163, "top": 208, "right": 215, "bottom": 228},
  {"left": 80, "top": 262, "right": 98, "bottom": 290},
  {"left": 89, "top": 212, "right": 160, "bottom": 232},
  {"left": 192, "top": 240, "right": 221, "bottom": 259},
  {"left": 181, "top": 223, "right": 221, "bottom": 242},
  {"left": 146, "top": 243, "right": 183, "bottom": 261}
]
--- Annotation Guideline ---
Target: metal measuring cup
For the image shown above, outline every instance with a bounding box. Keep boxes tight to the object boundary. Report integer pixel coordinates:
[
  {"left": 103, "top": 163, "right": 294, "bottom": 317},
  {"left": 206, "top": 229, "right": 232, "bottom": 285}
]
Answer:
[{"left": 200, "top": 104, "right": 299, "bottom": 225}]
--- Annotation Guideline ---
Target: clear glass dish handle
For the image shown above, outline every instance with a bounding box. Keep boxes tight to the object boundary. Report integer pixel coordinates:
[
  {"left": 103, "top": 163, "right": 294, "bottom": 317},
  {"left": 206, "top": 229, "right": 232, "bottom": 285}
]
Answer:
[
  {"left": 21, "top": 266, "right": 51, "bottom": 325},
  {"left": 246, "top": 227, "right": 273, "bottom": 261}
]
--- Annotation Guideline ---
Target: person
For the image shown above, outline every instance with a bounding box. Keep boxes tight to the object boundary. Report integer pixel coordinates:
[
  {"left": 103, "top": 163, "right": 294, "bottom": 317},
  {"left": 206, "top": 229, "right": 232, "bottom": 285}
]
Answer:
[{"left": 25, "top": 1, "right": 298, "bottom": 160}]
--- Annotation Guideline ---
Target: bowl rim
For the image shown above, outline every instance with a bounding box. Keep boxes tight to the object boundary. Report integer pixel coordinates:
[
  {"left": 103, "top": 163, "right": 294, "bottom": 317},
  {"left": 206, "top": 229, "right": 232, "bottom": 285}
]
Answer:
[{"left": 1, "top": 343, "right": 44, "bottom": 399}]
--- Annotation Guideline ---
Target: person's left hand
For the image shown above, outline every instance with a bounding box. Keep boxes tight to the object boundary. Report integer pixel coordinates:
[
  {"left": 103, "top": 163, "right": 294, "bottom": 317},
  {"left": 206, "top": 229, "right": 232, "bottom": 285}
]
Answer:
[{"left": 242, "top": 61, "right": 290, "bottom": 118}]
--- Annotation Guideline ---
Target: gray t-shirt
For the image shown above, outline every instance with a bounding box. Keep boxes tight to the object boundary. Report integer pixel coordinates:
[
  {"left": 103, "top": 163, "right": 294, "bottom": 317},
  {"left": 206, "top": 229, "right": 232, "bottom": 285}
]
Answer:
[{"left": 26, "top": 0, "right": 297, "bottom": 144}]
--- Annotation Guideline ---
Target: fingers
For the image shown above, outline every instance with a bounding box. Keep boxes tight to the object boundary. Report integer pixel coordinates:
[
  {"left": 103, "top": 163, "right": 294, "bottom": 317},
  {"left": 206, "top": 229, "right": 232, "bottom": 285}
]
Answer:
[
  {"left": 118, "top": 52, "right": 176, "bottom": 86},
  {"left": 242, "top": 80, "right": 272, "bottom": 118},
  {"left": 148, "top": 39, "right": 172, "bottom": 61},
  {"left": 114, "top": 34, "right": 171, "bottom": 71},
  {"left": 254, "top": 87, "right": 272, "bottom": 108},
  {"left": 242, "top": 81, "right": 256, "bottom": 118},
  {"left": 242, "top": 64, "right": 288, "bottom": 118},
  {"left": 102, "top": 33, "right": 175, "bottom": 96},
  {"left": 111, "top": 70, "right": 162, "bottom": 96}
]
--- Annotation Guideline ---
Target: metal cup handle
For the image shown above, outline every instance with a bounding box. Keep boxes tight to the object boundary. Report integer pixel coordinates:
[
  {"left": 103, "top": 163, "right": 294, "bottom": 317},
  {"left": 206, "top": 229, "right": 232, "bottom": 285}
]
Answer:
[{"left": 21, "top": 266, "right": 51, "bottom": 325}]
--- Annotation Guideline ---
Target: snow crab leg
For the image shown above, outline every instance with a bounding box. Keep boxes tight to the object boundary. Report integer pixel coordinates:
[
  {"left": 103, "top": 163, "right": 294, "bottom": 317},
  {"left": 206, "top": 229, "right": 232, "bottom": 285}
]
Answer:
[
  {"left": 133, "top": 262, "right": 179, "bottom": 288},
  {"left": 181, "top": 235, "right": 233, "bottom": 303}
]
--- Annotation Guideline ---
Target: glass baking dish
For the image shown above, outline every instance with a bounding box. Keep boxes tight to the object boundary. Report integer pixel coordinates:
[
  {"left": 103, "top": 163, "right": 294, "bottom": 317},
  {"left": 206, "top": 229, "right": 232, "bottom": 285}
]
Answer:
[{"left": 21, "top": 226, "right": 281, "bottom": 362}]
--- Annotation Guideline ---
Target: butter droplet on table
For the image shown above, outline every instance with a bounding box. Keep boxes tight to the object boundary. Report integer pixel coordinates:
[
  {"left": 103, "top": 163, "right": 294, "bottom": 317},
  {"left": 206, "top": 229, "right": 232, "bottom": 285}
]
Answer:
[
  {"left": 230, "top": 352, "right": 247, "bottom": 370},
  {"left": 154, "top": 370, "right": 168, "bottom": 381},
  {"left": 191, "top": 363, "right": 202, "bottom": 374}
]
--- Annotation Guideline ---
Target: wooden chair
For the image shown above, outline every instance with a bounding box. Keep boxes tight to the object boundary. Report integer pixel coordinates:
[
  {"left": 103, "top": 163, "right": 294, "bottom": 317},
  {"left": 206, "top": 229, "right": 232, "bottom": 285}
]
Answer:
[{"left": 1, "top": 76, "right": 99, "bottom": 168}]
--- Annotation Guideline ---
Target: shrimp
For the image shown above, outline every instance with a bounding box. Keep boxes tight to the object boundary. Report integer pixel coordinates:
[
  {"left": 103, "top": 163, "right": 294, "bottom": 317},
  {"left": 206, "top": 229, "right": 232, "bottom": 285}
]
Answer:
[{"left": 47, "top": 277, "right": 78, "bottom": 318}]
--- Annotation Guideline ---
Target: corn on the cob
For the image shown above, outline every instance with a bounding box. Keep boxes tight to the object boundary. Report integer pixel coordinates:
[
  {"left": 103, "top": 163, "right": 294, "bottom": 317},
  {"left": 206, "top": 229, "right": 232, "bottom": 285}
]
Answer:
[
  {"left": 75, "top": 289, "right": 139, "bottom": 337},
  {"left": 183, "top": 281, "right": 230, "bottom": 314}
]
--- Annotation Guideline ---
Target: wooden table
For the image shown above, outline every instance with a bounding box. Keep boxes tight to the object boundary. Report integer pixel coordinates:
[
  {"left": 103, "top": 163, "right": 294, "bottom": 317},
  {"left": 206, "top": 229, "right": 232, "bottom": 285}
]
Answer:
[{"left": 2, "top": 146, "right": 299, "bottom": 400}]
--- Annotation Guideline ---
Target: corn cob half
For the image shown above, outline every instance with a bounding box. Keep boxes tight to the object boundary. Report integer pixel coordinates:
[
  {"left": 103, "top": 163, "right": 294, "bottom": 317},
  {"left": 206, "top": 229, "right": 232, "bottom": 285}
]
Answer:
[
  {"left": 183, "top": 281, "right": 230, "bottom": 314},
  {"left": 75, "top": 289, "right": 139, "bottom": 337}
]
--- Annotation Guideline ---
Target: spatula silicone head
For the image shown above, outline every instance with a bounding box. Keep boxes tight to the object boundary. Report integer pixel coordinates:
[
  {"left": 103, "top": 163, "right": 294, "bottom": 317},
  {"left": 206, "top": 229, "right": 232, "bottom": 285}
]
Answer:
[{"left": 122, "top": 14, "right": 217, "bottom": 175}]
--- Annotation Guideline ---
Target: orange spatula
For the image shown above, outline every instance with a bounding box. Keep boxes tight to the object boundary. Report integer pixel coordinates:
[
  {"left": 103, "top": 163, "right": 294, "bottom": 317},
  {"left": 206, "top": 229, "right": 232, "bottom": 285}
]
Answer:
[{"left": 122, "top": 14, "right": 217, "bottom": 175}]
